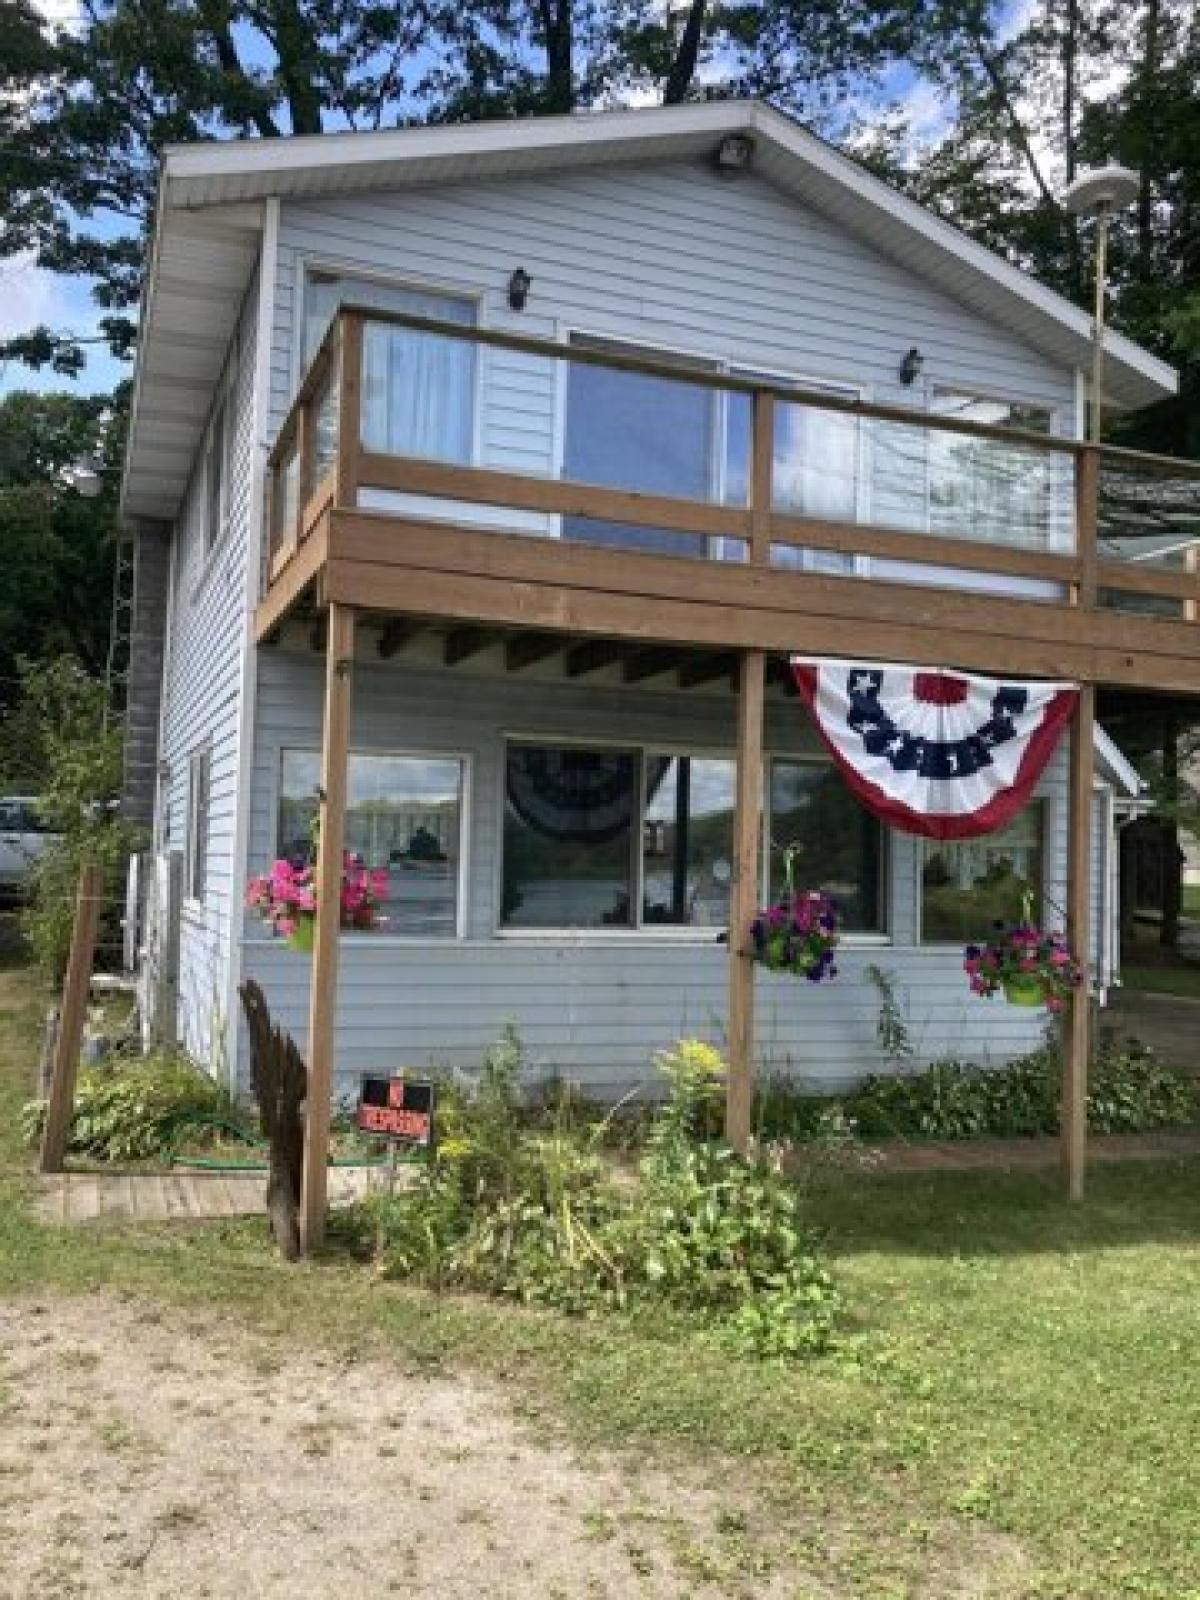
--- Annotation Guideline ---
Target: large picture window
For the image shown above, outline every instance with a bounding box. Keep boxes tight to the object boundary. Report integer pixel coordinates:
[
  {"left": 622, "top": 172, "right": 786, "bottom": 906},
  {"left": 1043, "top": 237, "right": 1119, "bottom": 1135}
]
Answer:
[
  {"left": 502, "top": 746, "right": 639, "bottom": 928},
  {"left": 502, "top": 746, "right": 736, "bottom": 930},
  {"left": 278, "top": 750, "right": 464, "bottom": 937},
  {"left": 768, "top": 761, "right": 885, "bottom": 933},
  {"left": 921, "top": 804, "right": 1044, "bottom": 944}
]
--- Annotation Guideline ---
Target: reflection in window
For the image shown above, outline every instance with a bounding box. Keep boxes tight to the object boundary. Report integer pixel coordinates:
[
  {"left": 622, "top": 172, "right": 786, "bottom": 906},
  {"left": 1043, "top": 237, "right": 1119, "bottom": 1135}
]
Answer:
[
  {"left": 562, "top": 338, "right": 720, "bottom": 556},
  {"left": 921, "top": 805, "right": 1043, "bottom": 944},
  {"left": 928, "top": 390, "right": 1069, "bottom": 551},
  {"left": 642, "top": 757, "right": 734, "bottom": 926},
  {"left": 278, "top": 750, "right": 463, "bottom": 936},
  {"left": 726, "top": 377, "right": 860, "bottom": 574},
  {"left": 503, "top": 746, "right": 637, "bottom": 928},
  {"left": 769, "top": 761, "right": 884, "bottom": 933}
]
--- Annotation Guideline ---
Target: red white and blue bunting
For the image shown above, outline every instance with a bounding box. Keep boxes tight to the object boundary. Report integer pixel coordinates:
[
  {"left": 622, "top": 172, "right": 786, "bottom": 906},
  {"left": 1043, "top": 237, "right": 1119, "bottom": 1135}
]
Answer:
[{"left": 790, "top": 658, "right": 1078, "bottom": 841}]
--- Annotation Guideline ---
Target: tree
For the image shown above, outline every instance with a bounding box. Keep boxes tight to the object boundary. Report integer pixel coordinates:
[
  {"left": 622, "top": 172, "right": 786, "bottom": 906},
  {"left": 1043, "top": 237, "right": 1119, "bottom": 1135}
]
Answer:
[
  {"left": 0, "top": 390, "right": 122, "bottom": 712},
  {"left": 1, "top": 0, "right": 913, "bottom": 378},
  {"left": 875, "top": 0, "right": 1200, "bottom": 453}
]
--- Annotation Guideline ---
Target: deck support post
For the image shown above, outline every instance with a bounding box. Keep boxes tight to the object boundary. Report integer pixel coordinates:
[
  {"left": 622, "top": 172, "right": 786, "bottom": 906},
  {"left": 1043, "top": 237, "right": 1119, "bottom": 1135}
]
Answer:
[
  {"left": 299, "top": 602, "right": 356, "bottom": 1253},
  {"left": 1062, "top": 683, "right": 1095, "bottom": 1201},
  {"left": 726, "top": 648, "right": 765, "bottom": 1155}
]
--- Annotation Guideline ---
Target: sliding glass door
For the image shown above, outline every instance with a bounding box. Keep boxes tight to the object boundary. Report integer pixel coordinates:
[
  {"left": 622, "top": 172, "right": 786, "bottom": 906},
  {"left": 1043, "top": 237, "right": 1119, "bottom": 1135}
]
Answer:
[{"left": 561, "top": 336, "right": 722, "bottom": 555}]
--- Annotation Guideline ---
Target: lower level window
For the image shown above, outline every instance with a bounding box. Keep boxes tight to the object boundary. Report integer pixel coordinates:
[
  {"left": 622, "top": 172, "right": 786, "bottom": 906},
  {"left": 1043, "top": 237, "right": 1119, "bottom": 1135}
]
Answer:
[
  {"left": 921, "top": 804, "right": 1044, "bottom": 943},
  {"left": 278, "top": 750, "right": 464, "bottom": 936},
  {"left": 502, "top": 746, "right": 736, "bottom": 930},
  {"left": 768, "top": 760, "right": 885, "bottom": 933}
]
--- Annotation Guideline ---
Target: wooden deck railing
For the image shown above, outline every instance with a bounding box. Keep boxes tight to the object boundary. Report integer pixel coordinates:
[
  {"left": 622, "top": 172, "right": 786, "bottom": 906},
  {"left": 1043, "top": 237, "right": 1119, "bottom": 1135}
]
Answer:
[{"left": 264, "top": 305, "right": 1200, "bottom": 624}]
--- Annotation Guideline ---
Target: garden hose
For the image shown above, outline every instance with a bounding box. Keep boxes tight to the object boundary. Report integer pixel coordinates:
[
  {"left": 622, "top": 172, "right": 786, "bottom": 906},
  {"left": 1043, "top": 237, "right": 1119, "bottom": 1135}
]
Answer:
[{"left": 164, "top": 1109, "right": 393, "bottom": 1170}]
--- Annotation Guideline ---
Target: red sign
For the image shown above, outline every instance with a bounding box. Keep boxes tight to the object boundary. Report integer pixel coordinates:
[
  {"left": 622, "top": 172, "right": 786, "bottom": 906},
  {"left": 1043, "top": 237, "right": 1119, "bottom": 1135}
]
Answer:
[{"left": 355, "top": 1077, "right": 435, "bottom": 1147}]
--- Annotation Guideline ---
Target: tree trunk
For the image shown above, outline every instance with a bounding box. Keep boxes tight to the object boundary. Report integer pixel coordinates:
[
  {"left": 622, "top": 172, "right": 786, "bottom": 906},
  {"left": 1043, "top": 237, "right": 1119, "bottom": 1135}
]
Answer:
[
  {"left": 239, "top": 979, "right": 307, "bottom": 1260},
  {"left": 663, "top": 0, "right": 708, "bottom": 105}
]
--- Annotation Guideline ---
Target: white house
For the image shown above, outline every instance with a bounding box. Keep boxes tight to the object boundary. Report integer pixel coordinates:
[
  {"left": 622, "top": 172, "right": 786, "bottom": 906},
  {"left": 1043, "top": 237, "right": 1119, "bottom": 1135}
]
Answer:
[{"left": 118, "top": 100, "right": 1180, "bottom": 1110}]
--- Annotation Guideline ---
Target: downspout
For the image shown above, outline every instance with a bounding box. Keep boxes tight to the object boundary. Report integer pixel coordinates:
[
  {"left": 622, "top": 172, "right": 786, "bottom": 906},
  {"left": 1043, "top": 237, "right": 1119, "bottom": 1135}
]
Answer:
[{"left": 222, "top": 195, "right": 280, "bottom": 1092}]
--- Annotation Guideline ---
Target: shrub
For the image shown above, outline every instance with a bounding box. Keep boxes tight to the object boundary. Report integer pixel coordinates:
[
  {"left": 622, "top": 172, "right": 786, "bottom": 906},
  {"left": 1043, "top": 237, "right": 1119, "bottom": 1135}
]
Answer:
[
  {"left": 368, "top": 1032, "right": 839, "bottom": 1358},
  {"left": 3, "top": 658, "right": 143, "bottom": 981},
  {"left": 759, "top": 1032, "right": 1198, "bottom": 1145},
  {"left": 23, "top": 1052, "right": 235, "bottom": 1161}
]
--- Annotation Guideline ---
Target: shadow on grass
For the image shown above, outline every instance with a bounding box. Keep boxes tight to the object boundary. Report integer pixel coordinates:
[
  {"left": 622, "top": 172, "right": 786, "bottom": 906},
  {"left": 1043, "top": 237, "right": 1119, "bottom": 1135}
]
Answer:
[
  {"left": 0, "top": 913, "right": 29, "bottom": 972},
  {"left": 801, "top": 1155, "right": 1200, "bottom": 1260}
]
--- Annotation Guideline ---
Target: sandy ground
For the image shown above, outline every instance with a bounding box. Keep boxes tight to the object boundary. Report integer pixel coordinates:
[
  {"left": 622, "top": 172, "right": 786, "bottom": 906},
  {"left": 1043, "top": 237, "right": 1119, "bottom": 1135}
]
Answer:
[{"left": 0, "top": 1295, "right": 835, "bottom": 1600}]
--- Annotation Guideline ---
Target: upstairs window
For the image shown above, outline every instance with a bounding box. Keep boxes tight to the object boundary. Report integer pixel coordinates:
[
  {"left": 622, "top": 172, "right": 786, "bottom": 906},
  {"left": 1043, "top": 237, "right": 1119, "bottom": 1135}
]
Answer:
[
  {"left": 303, "top": 270, "right": 477, "bottom": 467},
  {"left": 928, "top": 390, "right": 1068, "bottom": 551}
]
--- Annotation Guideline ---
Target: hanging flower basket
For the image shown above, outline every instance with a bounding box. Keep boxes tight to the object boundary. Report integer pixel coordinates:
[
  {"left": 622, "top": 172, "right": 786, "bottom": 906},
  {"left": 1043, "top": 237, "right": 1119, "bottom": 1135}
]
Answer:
[
  {"left": 749, "top": 889, "right": 841, "bottom": 982},
  {"left": 245, "top": 854, "right": 388, "bottom": 948},
  {"left": 1002, "top": 973, "right": 1048, "bottom": 1008},
  {"left": 964, "top": 910, "right": 1082, "bottom": 1014}
]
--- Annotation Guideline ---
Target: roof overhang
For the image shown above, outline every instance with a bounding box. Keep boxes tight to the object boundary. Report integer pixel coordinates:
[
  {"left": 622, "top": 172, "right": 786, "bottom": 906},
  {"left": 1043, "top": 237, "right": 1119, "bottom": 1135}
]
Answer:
[{"left": 122, "top": 99, "right": 1178, "bottom": 523}]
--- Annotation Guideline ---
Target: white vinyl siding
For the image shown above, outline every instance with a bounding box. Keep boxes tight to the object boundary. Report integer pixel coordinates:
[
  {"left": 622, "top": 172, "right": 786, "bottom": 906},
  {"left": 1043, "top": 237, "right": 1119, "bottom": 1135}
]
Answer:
[
  {"left": 240, "top": 649, "right": 1076, "bottom": 1100},
  {"left": 158, "top": 269, "right": 260, "bottom": 1067}
]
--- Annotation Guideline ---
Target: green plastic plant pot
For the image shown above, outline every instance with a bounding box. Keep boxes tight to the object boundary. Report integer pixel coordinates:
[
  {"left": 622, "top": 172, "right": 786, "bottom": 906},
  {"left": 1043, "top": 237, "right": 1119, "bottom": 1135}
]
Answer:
[
  {"left": 287, "top": 913, "right": 316, "bottom": 953},
  {"left": 1003, "top": 975, "right": 1047, "bottom": 1008}
]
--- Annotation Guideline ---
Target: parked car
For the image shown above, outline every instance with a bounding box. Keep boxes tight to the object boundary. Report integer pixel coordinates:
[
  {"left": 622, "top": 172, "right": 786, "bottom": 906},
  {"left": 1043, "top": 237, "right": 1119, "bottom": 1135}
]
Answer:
[{"left": 0, "top": 797, "right": 57, "bottom": 902}]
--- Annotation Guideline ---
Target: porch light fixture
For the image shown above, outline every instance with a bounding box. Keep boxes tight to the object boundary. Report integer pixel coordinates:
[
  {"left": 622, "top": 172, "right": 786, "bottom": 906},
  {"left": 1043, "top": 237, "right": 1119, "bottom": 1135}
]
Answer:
[
  {"left": 1062, "top": 164, "right": 1140, "bottom": 442},
  {"left": 507, "top": 267, "right": 532, "bottom": 311},
  {"left": 715, "top": 134, "right": 754, "bottom": 174},
  {"left": 899, "top": 346, "right": 924, "bottom": 386}
]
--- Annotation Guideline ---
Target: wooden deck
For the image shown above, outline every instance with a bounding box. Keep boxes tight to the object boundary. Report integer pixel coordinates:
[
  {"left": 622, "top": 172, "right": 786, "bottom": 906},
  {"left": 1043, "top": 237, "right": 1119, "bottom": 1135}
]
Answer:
[
  {"left": 258, "top": 305, "right": 1200, "bottom": 696},
  {"left": 34, "top": 1163, "right": 396, "bottom": 1226}
]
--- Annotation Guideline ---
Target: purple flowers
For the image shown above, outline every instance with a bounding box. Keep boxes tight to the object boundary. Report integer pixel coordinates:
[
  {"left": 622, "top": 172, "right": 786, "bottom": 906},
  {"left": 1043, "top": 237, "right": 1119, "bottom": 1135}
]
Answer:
[
  {"left": 750, "top": 890, "right": 841, "bottom": 982},
  {"left": 963, "top": 922, "right": 1083, "bottom": 1012}
]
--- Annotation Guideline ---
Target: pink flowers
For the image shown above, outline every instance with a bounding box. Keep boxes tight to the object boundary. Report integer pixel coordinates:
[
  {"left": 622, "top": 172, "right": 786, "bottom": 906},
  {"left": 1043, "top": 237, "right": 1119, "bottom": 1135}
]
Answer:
[
  {"left": 963, "top": 921, "right": 1083, "bottom": 1011},
  {"left": 245, "top": 852, "right": 388, "bottom": 941}
]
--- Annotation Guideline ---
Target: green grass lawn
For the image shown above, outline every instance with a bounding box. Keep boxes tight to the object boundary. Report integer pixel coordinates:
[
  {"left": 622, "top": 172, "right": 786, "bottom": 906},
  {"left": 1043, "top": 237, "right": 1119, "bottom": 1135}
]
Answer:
[
  {"left": 1120, "top": 960, "right": 1200, "bottom": 1000},
  {"left": 3, "top": 948, "right": 1200, "bottom": 1597}
]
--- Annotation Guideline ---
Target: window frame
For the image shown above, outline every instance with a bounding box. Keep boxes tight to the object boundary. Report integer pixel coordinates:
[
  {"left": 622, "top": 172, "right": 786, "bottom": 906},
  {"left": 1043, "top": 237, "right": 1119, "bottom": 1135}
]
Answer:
[
  {"left": 496, "top": 735, "right": 892, "bottom": 944},
  {"left": 271, "top": 743, "right": 472, "bottom": 942},
  {"left": 916, "top": 796, "right": 1049, "bottom": 948},
  {"left": 185, "top": 746, "right": 211, "bottom": 907},
  {"left": 295, "top": 258, "right": 485, "bottom": 469}
]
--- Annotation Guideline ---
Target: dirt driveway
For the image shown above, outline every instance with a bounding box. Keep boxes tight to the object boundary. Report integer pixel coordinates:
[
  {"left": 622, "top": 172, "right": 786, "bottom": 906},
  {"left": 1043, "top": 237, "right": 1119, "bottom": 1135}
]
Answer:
[{"left": 0, "top": 1295, "right": 826, "bottom": 1599}]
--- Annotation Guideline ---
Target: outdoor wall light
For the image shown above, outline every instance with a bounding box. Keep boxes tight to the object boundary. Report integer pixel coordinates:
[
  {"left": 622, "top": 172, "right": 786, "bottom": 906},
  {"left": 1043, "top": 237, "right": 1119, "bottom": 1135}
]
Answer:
[
  {"left": 899, "top": 346, "right": 925, "bottom": 386},
  {"left": 715, "top": 134, "right": 755, "bottom": 174},
  {"left": 507, "top": 267, "right": 532, "bottom": 311}
]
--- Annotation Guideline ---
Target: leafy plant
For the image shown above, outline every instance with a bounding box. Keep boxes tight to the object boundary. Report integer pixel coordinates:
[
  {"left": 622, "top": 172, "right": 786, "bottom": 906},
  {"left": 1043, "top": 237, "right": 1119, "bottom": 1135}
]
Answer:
[
  {"left": 368, "top": 1031, "right": 839, "bottom": 1358},
  {"left": 764, "top": 1033, "right": 1198, "bottom": 1145},
  {"left": 4, "top": 657, "right": 142, "bottom": 981},
  {"left": 22, "top": 1051, "right": 238, "bottom": 1161},
  {"left": 865, "top": 964, "right": 914, "bottom": 1067}
]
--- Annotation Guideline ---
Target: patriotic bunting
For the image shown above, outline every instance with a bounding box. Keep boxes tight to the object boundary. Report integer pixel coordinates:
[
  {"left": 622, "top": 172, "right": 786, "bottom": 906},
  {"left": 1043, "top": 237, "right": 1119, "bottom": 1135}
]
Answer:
[{"left": 790, "top": 658, "right": 1079, "bottom": 841}]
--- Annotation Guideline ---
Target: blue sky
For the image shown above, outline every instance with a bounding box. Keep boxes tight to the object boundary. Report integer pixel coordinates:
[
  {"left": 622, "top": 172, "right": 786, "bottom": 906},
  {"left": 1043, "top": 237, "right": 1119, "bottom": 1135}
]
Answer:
[{"left": 3, "top": 0, "right": 1034, "bottom": 402}]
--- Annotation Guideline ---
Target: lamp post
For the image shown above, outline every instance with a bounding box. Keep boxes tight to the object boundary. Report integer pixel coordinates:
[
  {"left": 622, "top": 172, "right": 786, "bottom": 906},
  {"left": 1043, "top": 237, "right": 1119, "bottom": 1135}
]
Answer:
[{"left": 1062, "top": 165, "right": 1140, "bottom": 442}]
